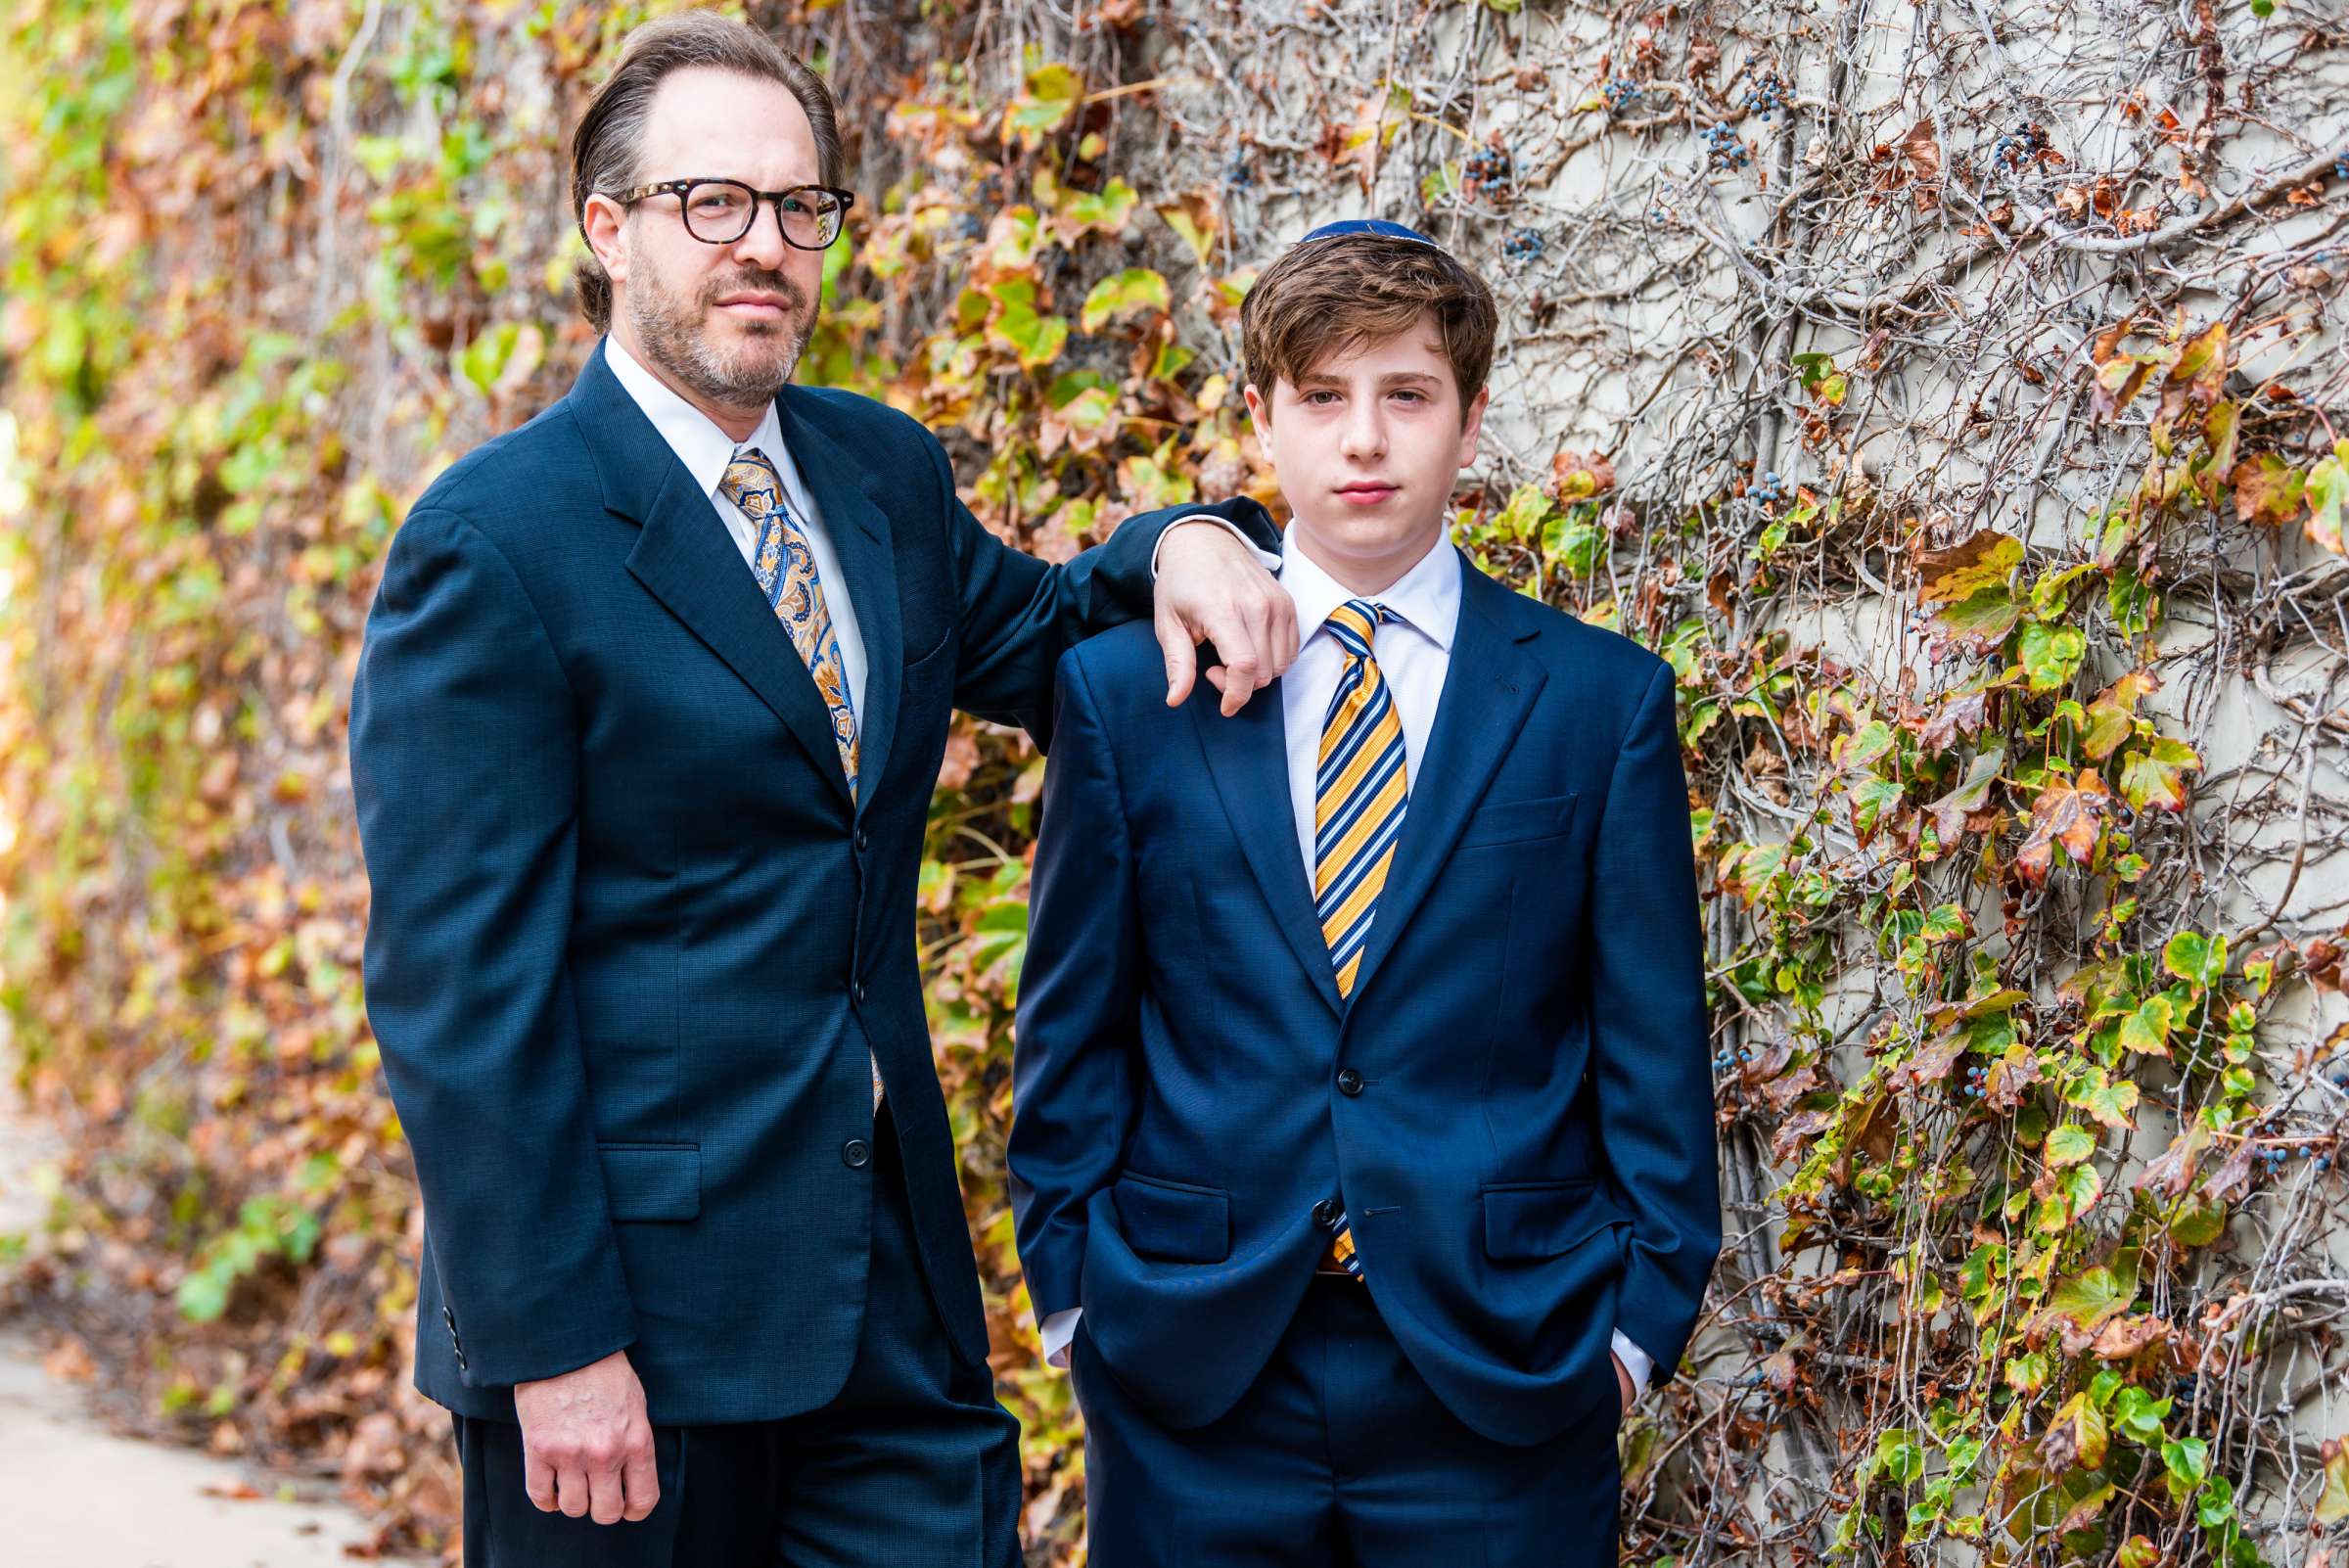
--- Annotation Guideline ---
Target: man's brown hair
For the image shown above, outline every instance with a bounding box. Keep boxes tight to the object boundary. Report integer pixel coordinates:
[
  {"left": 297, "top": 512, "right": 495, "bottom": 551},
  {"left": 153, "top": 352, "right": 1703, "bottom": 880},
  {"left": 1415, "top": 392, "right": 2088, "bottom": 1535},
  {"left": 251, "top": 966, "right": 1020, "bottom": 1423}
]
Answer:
[
  {"left": 570, "top": 12, "right": 844, "bottom": 333},
  {"left": 1239, "top": 233, "right": 1498, "bottom": 421}
]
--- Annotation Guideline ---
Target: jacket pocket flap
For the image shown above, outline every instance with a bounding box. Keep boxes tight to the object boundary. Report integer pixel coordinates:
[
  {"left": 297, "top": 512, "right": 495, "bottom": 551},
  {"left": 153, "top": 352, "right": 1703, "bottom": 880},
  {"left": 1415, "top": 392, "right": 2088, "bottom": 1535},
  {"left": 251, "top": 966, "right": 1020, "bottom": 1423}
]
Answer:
[
  {"left": 598, "top": 1143, "right": 701, "bottom": 1222},
  {"left": 1482, "top": 1180, "right": 1624, "bottom": 1260},
  {"left": 1113, "top": 1173, "right": 1230, "bottom": 1264},
  {"left": 1458, "top": 791, "right": 1579, "bottom": 849}
]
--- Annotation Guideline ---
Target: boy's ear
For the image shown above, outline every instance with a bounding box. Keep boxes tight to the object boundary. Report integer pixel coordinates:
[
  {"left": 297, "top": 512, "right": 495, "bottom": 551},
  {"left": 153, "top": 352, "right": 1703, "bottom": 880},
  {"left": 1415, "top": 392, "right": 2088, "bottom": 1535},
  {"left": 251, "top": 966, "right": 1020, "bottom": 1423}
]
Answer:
[
  {"left": 1454, "top": 384, "right": 1491, "bottom": 467},
  {"left": 1243, "top": 381, "right": 1272, "bottom": 444}
]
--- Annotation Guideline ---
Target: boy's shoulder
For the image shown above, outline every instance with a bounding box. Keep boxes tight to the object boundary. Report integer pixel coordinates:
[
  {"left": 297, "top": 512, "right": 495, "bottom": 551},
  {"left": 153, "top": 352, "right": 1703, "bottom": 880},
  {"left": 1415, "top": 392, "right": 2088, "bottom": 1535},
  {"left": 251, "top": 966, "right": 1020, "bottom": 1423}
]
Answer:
[
  {"left": 1461, "top": 560, "right": 1669, "bottom": 691},
  {"left": 1059, "top": 619, "right": 1236, "bottom": 729}
]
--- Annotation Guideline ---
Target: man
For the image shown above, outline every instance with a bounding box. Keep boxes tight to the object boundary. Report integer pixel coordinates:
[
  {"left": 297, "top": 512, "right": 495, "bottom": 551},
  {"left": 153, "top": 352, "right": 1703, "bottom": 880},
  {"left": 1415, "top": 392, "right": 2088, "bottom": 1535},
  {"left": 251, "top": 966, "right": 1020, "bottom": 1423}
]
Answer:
[
  {"left": 348, "top": 14, "right": 1290, "bottom": 1566},
  {"left": 1009, "top": 221, "right": 1722, "bottom": 1567}
]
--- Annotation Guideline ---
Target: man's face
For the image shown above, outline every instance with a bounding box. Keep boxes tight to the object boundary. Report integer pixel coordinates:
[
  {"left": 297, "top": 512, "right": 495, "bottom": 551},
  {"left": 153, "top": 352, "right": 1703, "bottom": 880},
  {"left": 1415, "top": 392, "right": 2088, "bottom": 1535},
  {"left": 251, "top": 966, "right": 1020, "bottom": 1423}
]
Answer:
[
  {"left": 1244, "top": 321, "right": 1487, "bottom": 582},
  {"left": 585, "top": 67, "right": 827, "bottom": 413}
]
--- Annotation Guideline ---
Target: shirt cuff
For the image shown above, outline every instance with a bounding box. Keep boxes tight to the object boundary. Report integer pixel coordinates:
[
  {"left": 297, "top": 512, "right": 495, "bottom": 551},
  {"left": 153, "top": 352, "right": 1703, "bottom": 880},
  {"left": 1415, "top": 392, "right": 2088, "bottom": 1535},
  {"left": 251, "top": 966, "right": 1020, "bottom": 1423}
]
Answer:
[
  {"left": 1611, "top": 1329, "right": 1654, "bottom": 1400},
  {"left": 1040, "top": 1307, "right": 1082, "bottom": 1370},
  {"left": 1147, "top": 514, "right": 1284, "bottom": 578}
]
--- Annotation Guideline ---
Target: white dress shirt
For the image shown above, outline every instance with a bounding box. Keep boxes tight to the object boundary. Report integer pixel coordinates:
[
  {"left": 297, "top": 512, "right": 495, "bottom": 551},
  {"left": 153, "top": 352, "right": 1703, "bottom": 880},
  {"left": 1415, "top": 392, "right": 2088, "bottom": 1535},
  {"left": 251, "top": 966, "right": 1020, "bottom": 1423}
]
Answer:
[
  {"left": 603, "top": 336, "right": 869, "bottom": 717},
  {"left": 1040, "top": 529, "right": 1655, "bottom": 1404}
]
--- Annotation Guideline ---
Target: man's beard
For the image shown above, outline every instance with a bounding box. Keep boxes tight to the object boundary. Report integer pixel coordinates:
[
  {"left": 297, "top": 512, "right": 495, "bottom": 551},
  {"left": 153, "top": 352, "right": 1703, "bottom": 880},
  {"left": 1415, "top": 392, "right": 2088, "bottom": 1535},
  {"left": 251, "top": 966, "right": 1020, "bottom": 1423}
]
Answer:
[{"left": 625, "top": 254, "right": 815, "bottom": 411}]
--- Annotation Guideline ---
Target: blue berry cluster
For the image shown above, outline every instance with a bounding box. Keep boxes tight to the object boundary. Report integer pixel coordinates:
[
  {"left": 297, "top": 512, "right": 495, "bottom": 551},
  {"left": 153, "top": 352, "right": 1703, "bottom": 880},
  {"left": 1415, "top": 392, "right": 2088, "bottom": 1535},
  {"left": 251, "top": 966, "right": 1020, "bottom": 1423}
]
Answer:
[
  {"left": 1712, "top": 1045, "right": 1755, "bottom": 1072},
  {"left": 1961, "top": 1063, "right": 1988, "bottom": 1099},
  {"left": 1602, "top": 76, "right": 1644, "bottom": 115},
  {"left": 1752, "top": 468, "right": 1788, "bottom": 507},
  {"left": 1995, "top": 121, "right": 2051, "bottom": 171},
  {"left": 1464, "top": 142, "right": 1514, "bottom": 196},
  {"left": 2335, "top": 148, "right": 2348, "bottom": 181},
  {"left": 1501, "top": 227, "right": 1545, "bottom": 262},
  {"left": 2259, "top": 1141, "right": 2336, "bottom": 1175},
  {"left": 1742, "top": 71, "right": 1789, "bottom": 120},
  {"left": 1703, "top": 123, "right": 1748, "bottom": 170}
]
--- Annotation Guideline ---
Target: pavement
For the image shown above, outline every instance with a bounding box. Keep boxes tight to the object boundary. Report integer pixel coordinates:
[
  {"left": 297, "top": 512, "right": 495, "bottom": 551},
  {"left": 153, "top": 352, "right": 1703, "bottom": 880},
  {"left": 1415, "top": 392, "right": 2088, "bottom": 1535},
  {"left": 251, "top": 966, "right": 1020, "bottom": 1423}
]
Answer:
[{"left": 0, "top": 1065, "right": 428, "bottom": 1567}]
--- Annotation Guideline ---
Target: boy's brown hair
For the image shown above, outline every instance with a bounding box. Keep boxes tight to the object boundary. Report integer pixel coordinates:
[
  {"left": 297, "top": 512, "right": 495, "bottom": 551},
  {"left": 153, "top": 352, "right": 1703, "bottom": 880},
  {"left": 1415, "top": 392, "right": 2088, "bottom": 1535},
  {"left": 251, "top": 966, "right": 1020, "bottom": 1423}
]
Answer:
[{"left": 1239, "top": 233, "right": 1498, "bottom": 422}]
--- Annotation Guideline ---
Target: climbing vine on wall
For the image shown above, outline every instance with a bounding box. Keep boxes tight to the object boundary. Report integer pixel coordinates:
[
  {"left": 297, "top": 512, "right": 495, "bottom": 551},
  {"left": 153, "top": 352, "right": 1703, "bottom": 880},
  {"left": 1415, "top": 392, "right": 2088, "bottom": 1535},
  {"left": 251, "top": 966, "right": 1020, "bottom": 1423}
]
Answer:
[{"left": 4, "top": 0, "right": 2348, "bottom": 1563}]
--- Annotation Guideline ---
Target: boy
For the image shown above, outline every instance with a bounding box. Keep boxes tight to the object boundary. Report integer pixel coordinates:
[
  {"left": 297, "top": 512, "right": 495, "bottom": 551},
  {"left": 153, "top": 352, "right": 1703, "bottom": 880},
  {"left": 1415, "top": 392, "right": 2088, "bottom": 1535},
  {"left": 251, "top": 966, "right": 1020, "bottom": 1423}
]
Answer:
[{"left": 1009, "top": 220, "right": 1720, "bottom": 1567}]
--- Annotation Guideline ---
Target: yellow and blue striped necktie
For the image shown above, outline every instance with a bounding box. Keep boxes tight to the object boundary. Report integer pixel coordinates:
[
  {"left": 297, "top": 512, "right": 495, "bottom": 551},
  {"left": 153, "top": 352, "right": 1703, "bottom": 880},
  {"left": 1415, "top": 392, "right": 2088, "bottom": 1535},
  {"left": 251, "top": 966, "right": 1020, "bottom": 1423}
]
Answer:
[
  {"left": 1313, "top": 599, "right": 1407, "bottom": 1281},
  {"left": 1314, "top": 599, "right": 1410, "bottom": 1000}
]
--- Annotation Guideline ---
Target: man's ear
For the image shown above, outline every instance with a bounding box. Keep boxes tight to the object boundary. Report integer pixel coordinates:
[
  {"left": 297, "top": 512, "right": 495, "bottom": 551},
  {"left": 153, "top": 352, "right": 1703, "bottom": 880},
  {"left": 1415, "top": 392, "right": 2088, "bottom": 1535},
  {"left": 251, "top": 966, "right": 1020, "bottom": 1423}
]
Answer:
[
  {"left": 581, "top": 195, "right": 630, "bottom": 292},
  {"left": 1455, "top": 384, "right": 1491, "bottom": 468},
  {"left": 1243, "top": 382, "right": 1273, "bottom": 447}
]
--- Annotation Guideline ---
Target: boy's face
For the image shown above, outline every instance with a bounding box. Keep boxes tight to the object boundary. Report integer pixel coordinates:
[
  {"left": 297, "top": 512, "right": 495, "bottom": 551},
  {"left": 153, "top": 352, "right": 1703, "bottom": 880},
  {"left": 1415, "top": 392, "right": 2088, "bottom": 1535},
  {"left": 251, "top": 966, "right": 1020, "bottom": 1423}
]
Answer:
[{"left": 1244, "top": 319, "right": 1487, "bottom": 586}]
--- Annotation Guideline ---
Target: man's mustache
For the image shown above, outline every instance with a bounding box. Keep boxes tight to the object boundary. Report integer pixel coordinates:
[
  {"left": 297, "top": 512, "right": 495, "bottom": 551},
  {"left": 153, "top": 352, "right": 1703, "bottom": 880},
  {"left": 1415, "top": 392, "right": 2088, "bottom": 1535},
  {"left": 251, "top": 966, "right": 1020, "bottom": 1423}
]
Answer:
[{"left": 702, "top": 272, "right": 810, "bottom": 315}]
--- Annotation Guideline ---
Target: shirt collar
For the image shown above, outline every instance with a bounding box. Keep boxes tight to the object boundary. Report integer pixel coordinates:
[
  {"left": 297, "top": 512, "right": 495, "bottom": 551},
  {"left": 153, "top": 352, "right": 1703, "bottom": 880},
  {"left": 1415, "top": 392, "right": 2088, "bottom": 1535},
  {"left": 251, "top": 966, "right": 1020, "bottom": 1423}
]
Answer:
[
  {"left": 603, "top": 334, "right": 787, "bottom": 502},
  {"left": 1279, "top": 526, "right": 1461, "bottom": 653}
]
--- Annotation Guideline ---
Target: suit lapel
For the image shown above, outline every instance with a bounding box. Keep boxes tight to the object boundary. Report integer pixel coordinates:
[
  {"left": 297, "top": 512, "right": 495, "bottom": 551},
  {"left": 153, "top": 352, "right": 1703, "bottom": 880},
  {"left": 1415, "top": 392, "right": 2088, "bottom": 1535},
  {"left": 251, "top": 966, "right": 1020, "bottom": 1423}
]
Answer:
[
  {"left": 576, "top": 346, "right": 856, "bottom": 809},
  {"left": 1190, "top": 689, "right": 1346, "bottom": 1020},
  {"left": 1343, "top": 557, "right": 1546, "bottom": 1010},
  {"left": 775, "top": 389, "right": 903, "bottom": 813}
]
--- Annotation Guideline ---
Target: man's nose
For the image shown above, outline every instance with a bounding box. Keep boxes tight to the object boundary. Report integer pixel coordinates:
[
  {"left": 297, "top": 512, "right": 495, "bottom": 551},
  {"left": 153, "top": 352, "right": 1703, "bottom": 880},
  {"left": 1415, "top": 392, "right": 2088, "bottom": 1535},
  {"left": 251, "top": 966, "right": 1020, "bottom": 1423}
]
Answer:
[{"left": 730, "top": 198, "right": 791, "bottom": 269}]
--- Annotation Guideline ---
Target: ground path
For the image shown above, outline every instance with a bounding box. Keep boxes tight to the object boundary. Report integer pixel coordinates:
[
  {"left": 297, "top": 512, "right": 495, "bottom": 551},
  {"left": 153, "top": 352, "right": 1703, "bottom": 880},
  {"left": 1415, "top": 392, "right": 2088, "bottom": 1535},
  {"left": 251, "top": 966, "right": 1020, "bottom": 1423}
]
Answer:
[{"left": 0, "top": 1060, "right": 429, "bottom": 1567}]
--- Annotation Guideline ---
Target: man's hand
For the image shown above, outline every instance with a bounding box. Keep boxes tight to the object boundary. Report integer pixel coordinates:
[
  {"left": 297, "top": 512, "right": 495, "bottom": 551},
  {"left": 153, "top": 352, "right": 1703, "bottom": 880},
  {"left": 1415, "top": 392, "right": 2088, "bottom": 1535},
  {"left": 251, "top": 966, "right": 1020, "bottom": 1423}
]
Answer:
[
  {"left": 514, "top": 1349, "right": 659, "bottom": 1524},
  {"left": 1154, "top": 520, "right": 1297, "bottom": 715},
  {"left": 1611, "top": 1350, "right": 1635, "bottom": 1420}
]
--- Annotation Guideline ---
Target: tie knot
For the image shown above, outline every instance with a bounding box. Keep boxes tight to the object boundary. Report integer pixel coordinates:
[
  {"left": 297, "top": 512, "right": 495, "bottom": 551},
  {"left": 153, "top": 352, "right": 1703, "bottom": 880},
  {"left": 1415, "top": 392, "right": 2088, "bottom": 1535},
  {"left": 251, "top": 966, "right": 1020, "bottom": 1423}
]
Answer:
[
  {"left": 1325, "top": 599, "right": 1392, "bottom": 659},
  {"left": 718, "top": 448, "right": 786, "bottom": 520}
]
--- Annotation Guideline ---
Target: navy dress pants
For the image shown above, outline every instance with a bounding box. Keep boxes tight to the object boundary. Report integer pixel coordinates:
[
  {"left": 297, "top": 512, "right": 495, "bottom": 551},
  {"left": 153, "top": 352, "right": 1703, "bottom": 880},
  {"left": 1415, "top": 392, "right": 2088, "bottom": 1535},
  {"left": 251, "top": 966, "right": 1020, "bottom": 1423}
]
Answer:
[
  {"left": 450, "top": 1106, "right": 1021, "bottom": 1568},
  {"left": 1072, "top": 1275, "right": 1623, "bottom": 1568}
]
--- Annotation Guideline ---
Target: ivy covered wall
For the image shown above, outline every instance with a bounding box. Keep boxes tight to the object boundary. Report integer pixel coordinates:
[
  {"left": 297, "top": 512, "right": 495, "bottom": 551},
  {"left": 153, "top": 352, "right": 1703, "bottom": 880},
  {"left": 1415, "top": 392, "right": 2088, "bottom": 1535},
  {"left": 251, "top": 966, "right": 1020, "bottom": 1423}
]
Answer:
[{"left": 3, "top": 0, "right": 2347, "bottom": 1561}]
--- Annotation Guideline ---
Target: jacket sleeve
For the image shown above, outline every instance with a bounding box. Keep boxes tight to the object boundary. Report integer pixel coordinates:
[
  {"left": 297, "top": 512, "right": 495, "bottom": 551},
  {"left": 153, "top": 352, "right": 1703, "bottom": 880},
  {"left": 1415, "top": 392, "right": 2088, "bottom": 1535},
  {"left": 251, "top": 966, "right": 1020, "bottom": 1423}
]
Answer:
[
  {"left": 1585, "top": 658, "right": 1723, "bottom": 1381},
  {"left": 929, "top": 432, "right": 1279, "bottom": 743},
  {"left": 1007, "top": 648, "right": 1145, "bottom": 1320},
  {"left": 349, "top": 507, "right": 638, "bottom": 1387}
]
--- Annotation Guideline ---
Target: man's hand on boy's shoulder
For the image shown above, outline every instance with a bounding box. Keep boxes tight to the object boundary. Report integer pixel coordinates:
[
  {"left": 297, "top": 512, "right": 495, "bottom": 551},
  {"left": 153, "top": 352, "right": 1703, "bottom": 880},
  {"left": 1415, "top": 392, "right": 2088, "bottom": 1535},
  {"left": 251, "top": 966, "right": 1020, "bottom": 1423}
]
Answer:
[{"left": 1151, "top": 509, "right": 1295, "bottom": 715}]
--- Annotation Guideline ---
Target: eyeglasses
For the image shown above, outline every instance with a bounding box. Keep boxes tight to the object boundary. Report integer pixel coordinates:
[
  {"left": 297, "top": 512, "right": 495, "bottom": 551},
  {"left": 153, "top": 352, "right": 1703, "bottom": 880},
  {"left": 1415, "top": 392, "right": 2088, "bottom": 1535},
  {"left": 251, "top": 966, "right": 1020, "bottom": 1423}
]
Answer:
[{"left": 611, "top": 178, "right": 854, "bottom": 251}]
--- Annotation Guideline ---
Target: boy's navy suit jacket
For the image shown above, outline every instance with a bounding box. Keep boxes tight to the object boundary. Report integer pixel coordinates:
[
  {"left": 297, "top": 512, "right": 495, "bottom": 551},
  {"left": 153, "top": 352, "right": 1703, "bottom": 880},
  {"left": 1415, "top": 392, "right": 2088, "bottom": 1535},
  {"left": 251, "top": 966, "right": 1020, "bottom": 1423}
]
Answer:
[
  {"left": 1010, "top": 554, "right": 1722, "bottom": 1447},
  {"left": 349, "top": 342, "right": 1275, "bottom": 1424}
]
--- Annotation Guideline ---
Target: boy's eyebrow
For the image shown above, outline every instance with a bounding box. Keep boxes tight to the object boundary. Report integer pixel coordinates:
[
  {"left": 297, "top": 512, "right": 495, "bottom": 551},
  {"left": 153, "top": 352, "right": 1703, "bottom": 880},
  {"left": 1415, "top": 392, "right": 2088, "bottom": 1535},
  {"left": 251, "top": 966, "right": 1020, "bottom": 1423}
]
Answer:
[{"left": 1291, "top": 368, "right": 1447, "bottom": 390}]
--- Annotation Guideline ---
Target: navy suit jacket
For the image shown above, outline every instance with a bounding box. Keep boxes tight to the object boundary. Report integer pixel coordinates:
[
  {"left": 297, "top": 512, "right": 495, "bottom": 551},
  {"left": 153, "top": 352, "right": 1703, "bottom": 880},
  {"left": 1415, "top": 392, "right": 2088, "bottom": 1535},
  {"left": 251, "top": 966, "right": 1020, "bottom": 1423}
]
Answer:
[
  {"left": 1009, "top": 555, "right": 1721, "bottom": 1446},
  {"left": 349, "top": 343, "right": 1277, "bottom": 1424}
]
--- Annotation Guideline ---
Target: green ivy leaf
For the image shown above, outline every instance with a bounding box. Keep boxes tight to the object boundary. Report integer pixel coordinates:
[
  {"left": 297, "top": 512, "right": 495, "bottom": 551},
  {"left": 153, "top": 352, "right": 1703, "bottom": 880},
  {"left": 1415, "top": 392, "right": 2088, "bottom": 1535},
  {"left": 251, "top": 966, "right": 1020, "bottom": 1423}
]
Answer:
[
  {"left": 2163, "top": 1435, "right": 2210, "bottom": 1501},
  {"left": 2118, "top": 736, "right": 2201, "bottom": 812},
  {"left": 2016, "top": 620, "right": 2087, "bottom": 693},
  {"left": 2118, "top": 992, "right": 2176, "bottom": 1057},
  {"left": 1876, "top": 1427, "right": 1927, "bottom": 1485},
  {"left": 1004, "top": 62, "right": 1083, "bottom": 149},
  {"left": 2163, "top": 931, "right": 2226, "bottom": 989},
  {"left": 2048, "top": 1258, "right": 2142, "bottom": 1333},
  {"left": 1058, "top": 177, "right": 1140, "bottom": 235},
  {"left": 1079, "top": 267, "right": 1171, "bottom": 333},
  {"left": 2046, "top": 1122, "right": 2099, "bottom": 1167}
]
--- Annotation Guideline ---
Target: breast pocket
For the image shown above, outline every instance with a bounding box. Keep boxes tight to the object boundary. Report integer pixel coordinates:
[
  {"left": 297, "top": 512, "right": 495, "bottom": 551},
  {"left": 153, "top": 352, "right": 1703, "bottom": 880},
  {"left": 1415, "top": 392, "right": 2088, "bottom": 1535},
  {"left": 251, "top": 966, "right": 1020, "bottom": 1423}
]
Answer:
[{"left": 1457, "top": 791, "right": 1579, "bottom": 850}]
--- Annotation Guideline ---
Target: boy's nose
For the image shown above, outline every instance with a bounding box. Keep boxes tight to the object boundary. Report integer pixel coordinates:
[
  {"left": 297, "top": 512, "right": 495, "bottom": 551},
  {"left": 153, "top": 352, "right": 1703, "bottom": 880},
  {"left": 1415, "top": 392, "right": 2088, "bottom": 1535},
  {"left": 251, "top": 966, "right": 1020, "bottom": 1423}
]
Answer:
[{"left": 1340, "top": 407, "right": 1387, "bottom": 459}]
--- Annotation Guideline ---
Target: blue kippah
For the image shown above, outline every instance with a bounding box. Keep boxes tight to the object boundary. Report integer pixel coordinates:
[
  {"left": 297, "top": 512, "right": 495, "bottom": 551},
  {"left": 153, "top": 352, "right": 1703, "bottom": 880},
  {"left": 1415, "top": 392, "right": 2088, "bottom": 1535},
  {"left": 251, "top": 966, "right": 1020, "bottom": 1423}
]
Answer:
[{"left": 1297, "top": 218, "right": 1441, "bottom": 248}]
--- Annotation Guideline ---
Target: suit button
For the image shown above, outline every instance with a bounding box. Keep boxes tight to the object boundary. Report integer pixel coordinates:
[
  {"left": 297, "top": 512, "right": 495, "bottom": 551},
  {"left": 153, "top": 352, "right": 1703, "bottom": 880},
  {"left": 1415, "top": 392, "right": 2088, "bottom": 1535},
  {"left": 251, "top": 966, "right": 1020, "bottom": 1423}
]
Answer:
[
  {"left": 1336, "top": 1068, "right": 1364, "bottom": 1097},
  {"left": 854, "top": 826, "right": 871, "bottom": 852},
  {"left": 853, "top": 981, "right": 868, "bottom": 1005},
  {"left": 1312, "top": 1198, "right": 1338, "bottom": 1227},
  {"left": 843, "top": 1138, "right": 871, "bottom": 1170}
]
